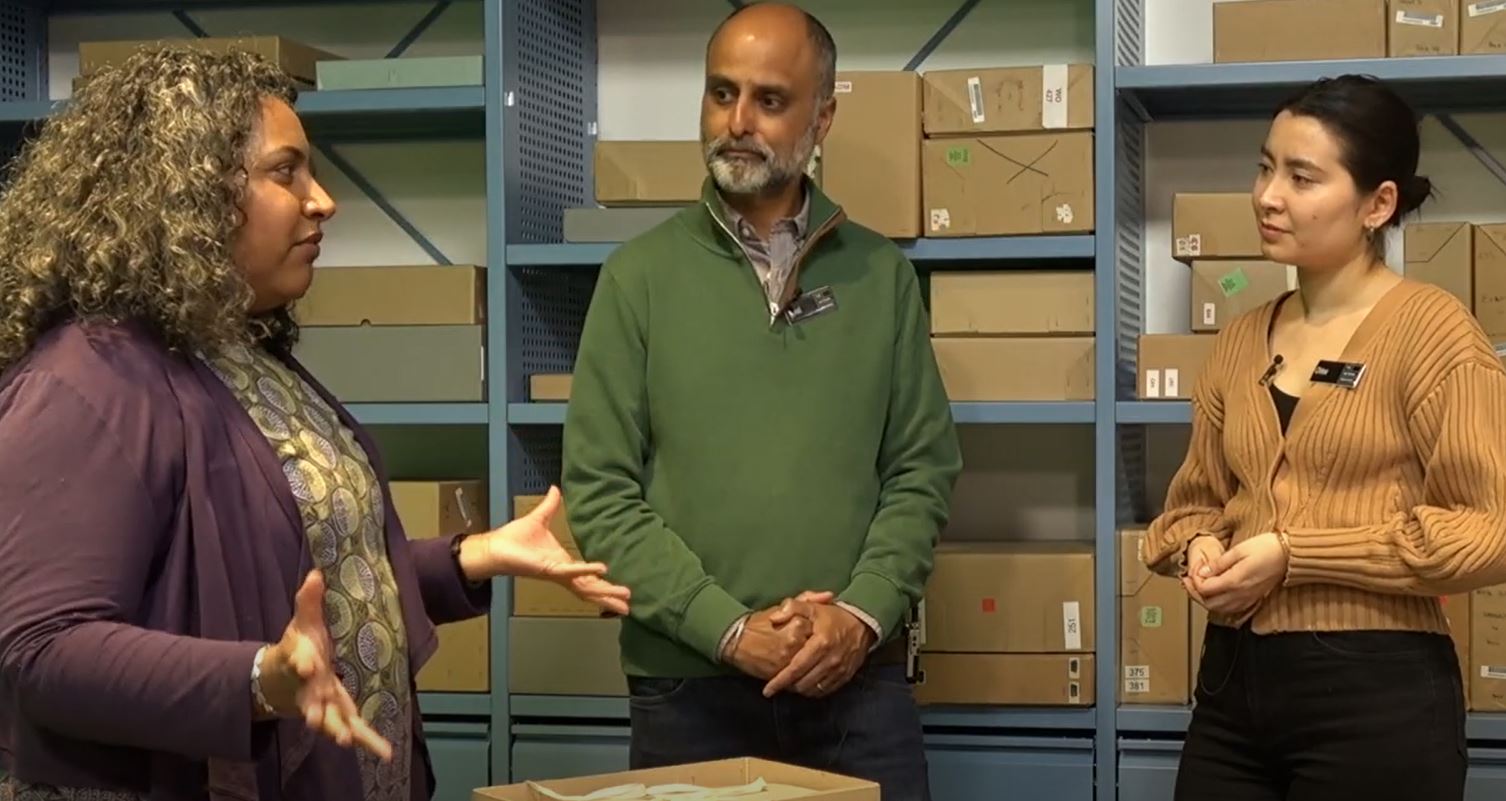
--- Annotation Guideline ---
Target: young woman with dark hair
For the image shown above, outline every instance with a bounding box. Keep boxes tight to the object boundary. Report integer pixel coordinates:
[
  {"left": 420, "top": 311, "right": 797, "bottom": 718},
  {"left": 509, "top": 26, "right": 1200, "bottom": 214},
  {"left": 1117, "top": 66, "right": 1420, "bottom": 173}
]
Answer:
[{"left": 1143, "top": 74, "right": 1506, "bottom": 801}]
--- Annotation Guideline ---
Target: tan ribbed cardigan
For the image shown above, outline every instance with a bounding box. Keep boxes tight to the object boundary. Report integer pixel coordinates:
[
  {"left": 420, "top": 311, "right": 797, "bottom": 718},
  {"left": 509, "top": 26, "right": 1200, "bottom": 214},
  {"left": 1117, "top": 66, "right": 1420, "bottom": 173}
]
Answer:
[{"left": 1143, "top": 279, "right": 1506, "bottom": 634}]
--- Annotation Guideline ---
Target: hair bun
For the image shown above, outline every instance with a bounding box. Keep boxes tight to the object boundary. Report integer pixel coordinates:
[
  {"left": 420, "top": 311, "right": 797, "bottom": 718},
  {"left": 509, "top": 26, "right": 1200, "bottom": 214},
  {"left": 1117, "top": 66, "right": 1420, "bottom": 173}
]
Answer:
[{"left": 1400, "top": 175, "right": 1434, "bottom": 214}]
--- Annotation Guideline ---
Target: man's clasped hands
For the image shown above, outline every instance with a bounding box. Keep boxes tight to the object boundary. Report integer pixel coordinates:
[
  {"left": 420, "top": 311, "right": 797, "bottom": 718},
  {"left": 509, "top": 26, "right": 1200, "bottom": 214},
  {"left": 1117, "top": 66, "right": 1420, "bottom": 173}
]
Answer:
[
  {"left": 1182, "top": 531, "right": 1291, "bottom": 617},
  {"left": 723, "top": 591, "right": 876, "bottom": 700}
]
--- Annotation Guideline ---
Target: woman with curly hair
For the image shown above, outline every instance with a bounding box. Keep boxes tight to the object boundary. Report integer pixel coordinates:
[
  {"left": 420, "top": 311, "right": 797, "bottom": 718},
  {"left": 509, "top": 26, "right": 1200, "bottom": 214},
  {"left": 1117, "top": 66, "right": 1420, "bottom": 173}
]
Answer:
[{"left": 0, "top": 47, "right": 628, "bottom": 801}]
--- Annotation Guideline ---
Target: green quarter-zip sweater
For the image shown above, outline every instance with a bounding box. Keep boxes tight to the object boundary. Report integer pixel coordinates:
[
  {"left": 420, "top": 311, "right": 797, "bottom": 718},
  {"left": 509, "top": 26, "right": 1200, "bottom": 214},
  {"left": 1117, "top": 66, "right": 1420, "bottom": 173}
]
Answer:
[{"left": 562, "top": 179, "right": 962, "bottom": 678}]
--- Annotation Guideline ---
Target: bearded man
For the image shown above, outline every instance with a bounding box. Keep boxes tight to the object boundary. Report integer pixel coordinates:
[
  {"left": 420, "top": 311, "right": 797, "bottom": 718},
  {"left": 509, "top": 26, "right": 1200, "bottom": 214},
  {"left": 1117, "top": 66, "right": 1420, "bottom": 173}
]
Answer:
[{"left": 560, "top": 4, "right": 961, "bottom": 798}]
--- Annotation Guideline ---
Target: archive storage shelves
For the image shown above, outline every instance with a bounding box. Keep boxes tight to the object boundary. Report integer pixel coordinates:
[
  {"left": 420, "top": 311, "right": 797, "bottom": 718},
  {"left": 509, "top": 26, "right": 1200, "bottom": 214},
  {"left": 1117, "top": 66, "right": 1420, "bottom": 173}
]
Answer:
[{"left": 1108, "top": 2, "right": 1506, "bottom": 801}]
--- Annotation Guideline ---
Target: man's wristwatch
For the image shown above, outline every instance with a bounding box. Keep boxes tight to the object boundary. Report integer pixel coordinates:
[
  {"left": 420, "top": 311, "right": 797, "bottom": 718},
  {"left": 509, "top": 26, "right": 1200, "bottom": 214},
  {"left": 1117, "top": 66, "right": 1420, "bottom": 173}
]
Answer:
[{"left": 251, "top": 644, "right": 277, "bottom": 718}]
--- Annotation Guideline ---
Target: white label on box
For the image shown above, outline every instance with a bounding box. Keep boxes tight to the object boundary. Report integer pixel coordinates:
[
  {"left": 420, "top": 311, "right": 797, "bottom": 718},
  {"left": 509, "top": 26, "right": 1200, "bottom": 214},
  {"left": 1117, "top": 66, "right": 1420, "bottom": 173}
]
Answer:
[
  {"left": 1063, "top": 601, "right": 1082, "bottom": 650},
  {"left": 834, "top": 80, "right": 853, "bottom": 94},
  {"left": 1068, "top": 681, "right": 1081, "bottom": 703},
  {"left": 1397, "top": 10, "right": 1445, "bottom": 27},
  {"left": 1042, "top": 64, "right": 1068, "bottom": 129},
  {"left": 1165, "top": 368, "right": 1180, "bottom": 398},
  {"left": 1203, "top": 302, "right": 1217, "bottom": 327},
  {"left": 1125, "top": 677, "right": 1151, "bottom": 694},
  {"left": 966, "top": 76, "right": 985, "bottom": 123},
  {"left": 916, "top": 598, "right": 928, "bottom": 646},
  {"left": 1470, "top": 0, "right": 1506, "bottom": 16},
  {"left": 454, "top": 486, "right": 473, "bottom": 528},
  {"left": 1286, "top": 264, "right": 1299, "bottom": 290},
  {"left": 1068, "top": 656, "right": 1082, "bottom": 679},
  {"left": 1145, "top": 369, "right": 1162, "bottom": 398},
  {"left": 1056, "top": 203, "right": 1075, "bottom": 224},
  {"left": 1125, "top": 665, "right": 1150, "bottom": 680},
  {"left": 1483, "top": 665, "right": 1506, "bottom": 680},
  {"left": 929, "top": 209, "right": 951, "bottom": 231},
  {"left": 1494, "top": 341, "right": 1506, "bottom": 358}
]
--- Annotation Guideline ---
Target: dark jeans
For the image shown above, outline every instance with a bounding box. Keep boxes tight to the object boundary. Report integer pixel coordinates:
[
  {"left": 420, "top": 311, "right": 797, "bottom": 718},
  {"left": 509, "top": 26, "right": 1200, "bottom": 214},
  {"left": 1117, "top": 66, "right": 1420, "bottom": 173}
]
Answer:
[
  {"left": 627, "top": 661, "right": 931, "bottom": 801},
  {"left": 1176, "top": 622, "right": 1467, "bottom": 801}
]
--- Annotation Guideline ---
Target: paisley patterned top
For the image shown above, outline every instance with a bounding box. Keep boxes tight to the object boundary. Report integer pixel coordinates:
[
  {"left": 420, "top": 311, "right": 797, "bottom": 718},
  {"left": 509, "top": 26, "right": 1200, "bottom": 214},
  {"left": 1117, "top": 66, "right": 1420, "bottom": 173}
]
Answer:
[{"left": 2, "top": 344, "right": 414, "bottom": 800}]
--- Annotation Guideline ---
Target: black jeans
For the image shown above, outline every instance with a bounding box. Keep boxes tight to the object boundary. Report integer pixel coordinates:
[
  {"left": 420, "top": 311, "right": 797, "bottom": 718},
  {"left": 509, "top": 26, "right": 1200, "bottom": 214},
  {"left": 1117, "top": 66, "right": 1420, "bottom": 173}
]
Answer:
[
  {"left": 627, "top": 661, "right": 931, "bottom": 801},
  {"left": 1176, "top": 622, "right": 1467, "bottom": 801}
]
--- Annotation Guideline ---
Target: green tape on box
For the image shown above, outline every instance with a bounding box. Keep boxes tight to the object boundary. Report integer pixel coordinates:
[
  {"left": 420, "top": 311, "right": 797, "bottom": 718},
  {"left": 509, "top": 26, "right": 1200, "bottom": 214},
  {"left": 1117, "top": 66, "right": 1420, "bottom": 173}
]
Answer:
[
  {"left": 946, "top": 146, "right": 971, "bottom": 167},
  {"left": 1219, "top": 268, "right": 1250, "bottom": 297},
  {"left": 1140, "top": 606, "right": 1163, "bottom": 628}
]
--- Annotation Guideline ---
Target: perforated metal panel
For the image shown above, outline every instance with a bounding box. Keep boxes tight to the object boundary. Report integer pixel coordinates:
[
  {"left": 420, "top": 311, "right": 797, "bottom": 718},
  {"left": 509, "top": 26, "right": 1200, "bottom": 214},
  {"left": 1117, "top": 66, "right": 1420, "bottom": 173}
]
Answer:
[
  {"left": 1114, "top": 0, "right": 1143, "bottom": 67},
  {"left": 0, "top": 1, "right": 41, "bottom": 102},
  {"left": 1114, "top": 101, "right": 1146, "bottom": 397},
  {"left": 512, "top": 427, "right": 562, "bottom": 496},
  {"left": 515, "top": 267, "right": 597, "bottom": 376},
  {"left": 505, "top": 0, "right": 595, "bottom": 244}
]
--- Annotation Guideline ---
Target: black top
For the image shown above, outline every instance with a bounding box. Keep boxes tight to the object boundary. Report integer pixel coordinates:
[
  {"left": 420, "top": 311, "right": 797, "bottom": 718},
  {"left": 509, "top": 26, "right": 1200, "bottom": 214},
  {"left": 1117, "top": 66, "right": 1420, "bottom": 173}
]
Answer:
[{"left": 1269, "top": 384, "right": 1298, "bottom": 434}]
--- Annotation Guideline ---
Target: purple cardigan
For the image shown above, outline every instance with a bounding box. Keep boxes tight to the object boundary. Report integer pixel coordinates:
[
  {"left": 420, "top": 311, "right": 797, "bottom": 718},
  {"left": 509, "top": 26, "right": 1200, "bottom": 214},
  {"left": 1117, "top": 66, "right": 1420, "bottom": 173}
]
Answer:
[{"left": 0, "top": 321, "right": 490, "bottom": 801}]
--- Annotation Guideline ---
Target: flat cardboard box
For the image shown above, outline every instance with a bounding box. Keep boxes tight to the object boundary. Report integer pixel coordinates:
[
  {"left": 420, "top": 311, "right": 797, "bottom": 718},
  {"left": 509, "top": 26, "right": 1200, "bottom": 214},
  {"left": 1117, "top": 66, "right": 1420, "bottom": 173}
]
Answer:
[
  {"left": 932, "top": 336, "right": 1095, "bottom": 401},
  {"left": 511, "top": 494, "right": 601, "bottom": 618},
  {"left": 1173, "top": 193, "right": 1263, "bottom": 261},
  {"left": 299, "top": 265, "right": 484, "bottom": 326},
  {"left": 1462, "top": 0, "right": 1506, "bottom": 53},
  {"left": 824, "top": 71, "right": 923, "bottom": 238},
  {"left": 390, "top": 481, "right": 490, "bottom": 692},
  {"left": 528, "top": 374, "right": 573, "bottom": 402},
  {"left": 1190, "top": 260, "right": 1294, "bottom": 332},
  {"left": 474, "top": 758, "right": 879, "bottom": 801},
  {"left": 78, "top": 36, "right": 339, "bottom": 85},
  {"left": 922, "top": 542, "right": 1095, "bottom": 653},
  {"left": 1471, "top": 584, "right": 1506, "bottom": 711},
  {"left": 508, "top": 617, "right": 627, "bottom": 696},
  {"left": 1444, "top": 593, "right": 1472, "bottom": 707},
  {"left": 1119, "top": 528, "right": 1190, "bottom": 705},
  {"left": 915, "top": 653, "right": 1094, "bottom": 706},
  {"left": 1475, "top": 224, "right": 1506, "bottom": 342},
  {"left": 930, "top": 271, "right": 1094, "bottom": 336},
  {"left": 921, "top": 64, "right": 1094, "bottom": 135},
  {"left": 1405, "top": 223, "right": 1474, "bottom": 311},
  {"left": 293, "top": 325, "right": 484, "bottom": 402},
  {"left": 1390, "top": 0, "right": 1460, "bottom": 56},
  {"left": 1190, "top": 604, "right": 1209, "bottom": 690},
  {"left": 1138, "top": 334, "right": 1218, "bottom": 400},
  {"left": 922, "top": 132, "right": 1095, "bottom": 237},
  {"left": 316, "top": 55, "right": 482, "bottom": 90},
  {"left": 594, "top": 141, "right": 706, "bottom": 205},
  {"left": 1214, "top": 0, "right": 1388, "bottom": 63},
  {"left": 562, "top": 206, "right": 684, "bottom": 242}
]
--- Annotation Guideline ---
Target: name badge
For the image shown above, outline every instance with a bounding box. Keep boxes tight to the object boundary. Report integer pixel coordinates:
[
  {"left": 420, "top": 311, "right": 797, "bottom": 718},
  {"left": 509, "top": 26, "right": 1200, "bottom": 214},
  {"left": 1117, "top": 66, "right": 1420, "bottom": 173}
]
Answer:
[
  {"left": 1311, "top": 360, "right": 1366, "bottom": 389},
  {"left": 783, "top": 286, "right": 838, "bottom": 325}
]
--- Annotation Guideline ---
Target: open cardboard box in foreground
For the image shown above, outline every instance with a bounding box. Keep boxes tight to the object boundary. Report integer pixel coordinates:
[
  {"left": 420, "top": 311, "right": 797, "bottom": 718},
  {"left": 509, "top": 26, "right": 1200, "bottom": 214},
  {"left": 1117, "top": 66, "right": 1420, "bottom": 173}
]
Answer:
[{"left": 473, "top": 757, "right": 878, "bottom": 801}]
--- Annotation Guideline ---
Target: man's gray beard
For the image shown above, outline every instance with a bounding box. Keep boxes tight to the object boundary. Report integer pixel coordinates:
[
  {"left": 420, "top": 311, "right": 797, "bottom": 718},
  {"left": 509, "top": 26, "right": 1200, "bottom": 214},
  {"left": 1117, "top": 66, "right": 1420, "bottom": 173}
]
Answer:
[{"left": 705, "top": 126, "right": 816, "bottom": 196}]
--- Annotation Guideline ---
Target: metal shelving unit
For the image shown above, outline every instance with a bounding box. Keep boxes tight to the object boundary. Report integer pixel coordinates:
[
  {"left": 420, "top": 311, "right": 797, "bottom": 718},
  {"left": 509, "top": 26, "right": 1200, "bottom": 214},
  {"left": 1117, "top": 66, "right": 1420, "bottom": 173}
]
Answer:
[{"left": 506, "top": 234, "right": 1096, "bottom": 268}]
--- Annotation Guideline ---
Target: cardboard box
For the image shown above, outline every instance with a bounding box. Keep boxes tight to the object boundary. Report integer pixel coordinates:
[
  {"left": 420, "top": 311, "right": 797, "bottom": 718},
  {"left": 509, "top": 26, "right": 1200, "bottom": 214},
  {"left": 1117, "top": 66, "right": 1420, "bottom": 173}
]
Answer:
[
  {"left": 508, "top": 617, "right": 627, "bottom": 696},
  {"left": 922, "top": 543, "right": 1095, "bottom": 653},
  {"left": 922, "top": 132, "right": 1094, "bottom": 237},
  {"left": 1390, "top": 0, "right": 1460, "bottom": 56},
  {"left": 528, "top": 374, "right": 573, "bottom": 402},
  {"left": 1444, "top": 593, "right": 1472, "bottom": 707},
  {"left": 1406, "top": 223, "right": 1474, "bottom": 311},
  {"left": 390, "top": 481, "right": 489, "bottom": 692},
  {"left": 1471, "top": 584, "right": 1506, "bottom": 711},
  {"left": 316, "top": 55, "right": 482, "bottom": 90},
  {"left": 594, "top": 141, "right": 706, "bottom": 205},
  {"left": 511, "top": 494, "right": 601, "bottom": 618},
  {"left": 930, "top": 271, "right": 1094, "bottom": 336},
  {"left": 293, "top": 325, "right": 484, "bottom": 402},
  {"left": 475, "top": 758, "right": 879, "bottom": 801},
  {"left": 1138, "top": 334, "right": 1218, "bottom": 400},
  {"left": 1190, "top": 603, "right": 1209, "bottom": 690},
  {"left": 1173, "top": 193, "right": 1263, "bottom": 261},
  {"left": 1475, "top": 224, "right": 1506, "bottom": 342},
  {"left": 563, "top": 206, "right": 684, "bottom": 242},
  {"left": 915, "top": 653, "right": 1094, "bottom": 706},
  {"left": 1119, "top": 528, "right": 1190, "bottom": 705},
  {"left": 299, "top": 265, "right": 483, "bottom": 326},
  {"left": 1462, "top": 0, "right": 1506, "bottom": 53},
  {"left": 932, "top": 337, "right": 1095, "bottom": 401},
  {"left": 824, "top": 71, "right": 923, "bottom": 238},
  {"left": 921, "top": 64, "right": 1094, "bottom": 136},
  {"left": 1190, "top": 260, "right": 1294, "bottom": 332},
  {"left": 1214, "top": 0, "right": 1388, "bottom": 63},
  {"left": 78, "top": 36, "right": 339, "bottom": 85}
]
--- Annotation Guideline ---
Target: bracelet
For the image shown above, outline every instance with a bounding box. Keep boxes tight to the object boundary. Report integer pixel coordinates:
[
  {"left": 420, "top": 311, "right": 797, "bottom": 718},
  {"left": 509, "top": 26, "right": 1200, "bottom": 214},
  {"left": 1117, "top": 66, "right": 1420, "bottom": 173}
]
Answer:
[
  {"left": 250, "top": 645, "right": 276, "bottom": 718},
  {"left": 450, "top": 532, "right": 487, "bottom": 589}
]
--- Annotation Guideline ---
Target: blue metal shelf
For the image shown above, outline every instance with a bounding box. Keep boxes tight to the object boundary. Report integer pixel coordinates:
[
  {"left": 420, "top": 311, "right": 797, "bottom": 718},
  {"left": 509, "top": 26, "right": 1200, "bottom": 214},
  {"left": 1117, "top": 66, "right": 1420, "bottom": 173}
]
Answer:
[
  {"left": 49, "top": 0, "right": 480, "bottom": 10},
  {"left": 417, "top": 691, "right": 492, "bottom": 718},
  {"left": 0, "top": 87, "right": 484, "bottom": 140},
  {"left": 1117, "top": 400, "right": 1191, "bottom": 425},
  {"left": 1117, "top": 705, "right": 1192, "bottom": 733},
  {"left": 347, "top": 402, "right": 489, "bottom": 425},
  {"left": 506, "top": 235, "right": 1095, "bottom": 268},
  {"left": 509, "top": 402, "right": 1093, "bottom": 426},
  {"left": 1118, "top": 56, "right": 1506, "bottom": 120}
]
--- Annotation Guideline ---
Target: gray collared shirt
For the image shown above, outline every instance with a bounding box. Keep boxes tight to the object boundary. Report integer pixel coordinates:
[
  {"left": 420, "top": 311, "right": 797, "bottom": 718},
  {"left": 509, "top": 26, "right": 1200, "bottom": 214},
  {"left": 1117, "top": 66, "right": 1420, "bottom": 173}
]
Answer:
[{"left": 717, "top": 191, "right": 812, "bottom": 318}]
